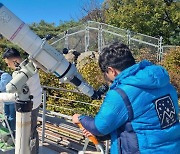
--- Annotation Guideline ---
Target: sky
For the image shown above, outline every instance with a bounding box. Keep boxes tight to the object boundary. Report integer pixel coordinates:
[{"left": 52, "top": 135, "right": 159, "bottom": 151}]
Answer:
[{"left": 0, "top": 0, "right": 104, "bottom": 26}]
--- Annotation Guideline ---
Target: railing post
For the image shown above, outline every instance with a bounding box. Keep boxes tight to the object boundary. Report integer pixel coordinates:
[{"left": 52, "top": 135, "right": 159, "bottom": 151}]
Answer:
[
  {"left": 105, "top": 140, "right": 110, "bottom": 154},
  {"left": 42, "top": 88, "right": 47, "bottom": 144},
  {"left": 127, "top": 30, "right": 131, "bottom": 49},
  {"left": 158, "top": 36, "right": 163, "bottom": 62},
  {"left": 98, "top": 23, "right": 103, "bottom": 53},
  {"left": 85, "top": 24, "right": 89, "bottom": 52},
  {"left": 65, "top": 30, "right": 69, "bottom": 49}
]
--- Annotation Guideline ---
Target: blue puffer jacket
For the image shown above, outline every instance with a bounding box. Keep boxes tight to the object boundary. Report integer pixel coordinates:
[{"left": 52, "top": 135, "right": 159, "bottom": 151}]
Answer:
[{"left": 80, "top": 60, "right": 180, "bottom": 154}]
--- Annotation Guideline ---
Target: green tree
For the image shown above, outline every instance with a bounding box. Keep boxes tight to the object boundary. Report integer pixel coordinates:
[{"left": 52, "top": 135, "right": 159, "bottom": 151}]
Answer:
[
  {"left": 104, "top": 0, "right": 180, "bottom": 45},
  {"left": 30, "top": 20, "right": 81, "bottom": 38}
]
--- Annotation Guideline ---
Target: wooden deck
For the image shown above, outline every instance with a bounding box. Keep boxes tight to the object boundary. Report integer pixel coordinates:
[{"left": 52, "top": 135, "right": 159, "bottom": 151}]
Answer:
[{"left": 0, "top": 105, "right": 102, "bottom": 154}]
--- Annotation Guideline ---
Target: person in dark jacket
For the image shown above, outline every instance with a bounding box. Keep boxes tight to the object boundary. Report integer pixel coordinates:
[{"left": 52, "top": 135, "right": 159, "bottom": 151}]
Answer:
[{"left": 72, "top": 42, "right": 180, "bottom": 154}]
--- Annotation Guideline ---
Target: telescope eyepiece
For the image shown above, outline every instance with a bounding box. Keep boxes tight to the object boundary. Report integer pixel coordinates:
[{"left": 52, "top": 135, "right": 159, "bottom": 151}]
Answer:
[{"left": 91, "top": 84, "right": 109, "bottom": 100}]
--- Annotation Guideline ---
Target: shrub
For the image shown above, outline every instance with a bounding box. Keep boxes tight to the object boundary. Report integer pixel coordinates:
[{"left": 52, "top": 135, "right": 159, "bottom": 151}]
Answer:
[
  {"left": 134, "top": 48, "right": 157, "bottom": 63},
  {"left": 40, "top": 51, "right": 105, "bottom": 116},
  {"left": 161, "top": 47, "right": 180, "bottom": 99}
]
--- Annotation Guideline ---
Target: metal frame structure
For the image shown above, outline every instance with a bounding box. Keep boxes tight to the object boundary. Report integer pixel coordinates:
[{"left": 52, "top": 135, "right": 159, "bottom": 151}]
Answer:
[{"left": 50, "top": 21, "right": 178, "bottom": 63}]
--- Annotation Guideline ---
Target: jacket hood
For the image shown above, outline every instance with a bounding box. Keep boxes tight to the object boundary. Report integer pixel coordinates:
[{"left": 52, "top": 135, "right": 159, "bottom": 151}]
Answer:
[{"left": 111, "top": 60, "right": 170, "bottom": 89}]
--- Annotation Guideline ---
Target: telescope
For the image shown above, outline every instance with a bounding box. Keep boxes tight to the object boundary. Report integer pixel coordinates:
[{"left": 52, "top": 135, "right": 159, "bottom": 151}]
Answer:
[
  {"left": 0, "top": 3, "right": 109, "bottom": 154},
  {"left": 0, "top": 3, "right": 102, "bottom": 99}
]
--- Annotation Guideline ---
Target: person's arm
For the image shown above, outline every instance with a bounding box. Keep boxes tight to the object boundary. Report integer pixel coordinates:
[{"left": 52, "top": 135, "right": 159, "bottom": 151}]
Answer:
[
  {"left": 78, "top": 115, "right": 102, "bottom": 136},
  {"left": 0, "top": 73, "right": 12, "bottom": 91},
  {"left": 77, "top": 90, "right": 129, "bottom": 136},
  {"left": 72, "top": 114, "right": 111, "bottom": 141}
]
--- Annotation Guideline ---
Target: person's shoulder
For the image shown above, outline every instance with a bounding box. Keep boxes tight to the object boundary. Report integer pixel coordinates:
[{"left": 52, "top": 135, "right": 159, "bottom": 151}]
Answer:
[
  {"left": 0, "top": 72, "right": 12, "bottom": 81},
  {"left": 1, "top": 72, "right": 11, "bottom": 77},
  {"left": 105, "top": 88, "right": 124, "bottom": 101}
]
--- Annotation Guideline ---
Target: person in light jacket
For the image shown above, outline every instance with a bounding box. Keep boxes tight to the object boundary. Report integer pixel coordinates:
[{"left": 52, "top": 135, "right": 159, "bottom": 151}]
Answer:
[{"left": 2, "top": 48, "right": 42, "bottom": 154}]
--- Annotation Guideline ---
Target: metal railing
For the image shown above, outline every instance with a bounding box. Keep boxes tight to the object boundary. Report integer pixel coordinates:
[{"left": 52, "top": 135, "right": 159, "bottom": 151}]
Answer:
[
  {"left": 40, "top": 86, "right": 110, "bottom": 154},
  {"left": 40, "top": 86, "right": 180, "bottom": 153},
  {"left": 50, "top": 21, "right": 178, "bottom": 63}
]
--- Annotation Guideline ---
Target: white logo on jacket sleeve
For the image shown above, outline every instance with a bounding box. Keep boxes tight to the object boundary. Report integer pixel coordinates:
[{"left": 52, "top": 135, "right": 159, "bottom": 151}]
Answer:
[{"left": 154, "top": 95, "right": 177, "bottom": 129}]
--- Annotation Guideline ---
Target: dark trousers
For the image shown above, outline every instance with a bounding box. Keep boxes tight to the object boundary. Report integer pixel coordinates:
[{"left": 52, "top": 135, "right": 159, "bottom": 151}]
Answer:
[{"left": 30, "top": 107, "right": 39, "bottom": 154}]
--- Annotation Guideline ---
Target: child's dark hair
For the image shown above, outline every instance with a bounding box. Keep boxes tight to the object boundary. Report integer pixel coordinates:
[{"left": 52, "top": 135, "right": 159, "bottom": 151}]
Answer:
[
  {"left": 99, "top": 42, "right": 135, "bottom": 73},
  {"left": 2, "top": 48, "right": 21, "bottom": 59}
]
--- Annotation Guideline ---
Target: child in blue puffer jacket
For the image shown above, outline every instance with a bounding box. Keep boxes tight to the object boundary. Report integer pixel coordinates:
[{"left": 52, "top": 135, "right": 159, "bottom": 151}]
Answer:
[{"left": 72, "top": 42, "right": 180, "bottom": 154}]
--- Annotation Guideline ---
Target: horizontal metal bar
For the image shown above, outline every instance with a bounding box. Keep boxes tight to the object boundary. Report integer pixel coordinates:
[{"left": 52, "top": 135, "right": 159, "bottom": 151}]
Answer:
[
  {"left": 42, "top": 86, "right": 81, "bottom": 94},
  {"left": 49, "top": 95, "right": 100, "bottom": 107},
  {"left": 102, "top": 29, "right": 125, "bottom": 38},
  {"left": 51, "top": 36, "right": 66, "bottom": 45},
  {"left": 67, "top": 30, "right": 85, "bottom": 36},
  {"left": 130, "top": 38, "right": 159, "bottom": 47}
]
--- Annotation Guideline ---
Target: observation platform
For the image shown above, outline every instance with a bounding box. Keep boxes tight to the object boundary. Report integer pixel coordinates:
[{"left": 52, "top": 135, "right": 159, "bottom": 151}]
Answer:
[
  {"left": 0, "top": 86, "right": 108, "bottom": 154},
  {"left": 0, "top": 109, "right": 106, "bottom": 154}
]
